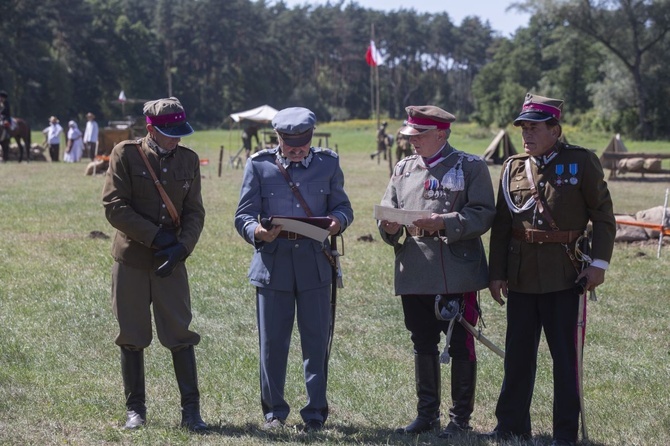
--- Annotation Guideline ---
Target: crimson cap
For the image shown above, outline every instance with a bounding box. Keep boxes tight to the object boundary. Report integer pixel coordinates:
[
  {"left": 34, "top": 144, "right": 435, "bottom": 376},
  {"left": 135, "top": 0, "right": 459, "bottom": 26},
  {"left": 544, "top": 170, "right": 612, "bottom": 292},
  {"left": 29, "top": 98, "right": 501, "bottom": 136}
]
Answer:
[
  {"left": 399, "top": 105, "right": 455, "bottom": 136},
  {"left": 143, "top": 97, "right": 194, "bottom": 138},
  {"left": 513, "top": 93, "right": 563, "bottom": 126}
]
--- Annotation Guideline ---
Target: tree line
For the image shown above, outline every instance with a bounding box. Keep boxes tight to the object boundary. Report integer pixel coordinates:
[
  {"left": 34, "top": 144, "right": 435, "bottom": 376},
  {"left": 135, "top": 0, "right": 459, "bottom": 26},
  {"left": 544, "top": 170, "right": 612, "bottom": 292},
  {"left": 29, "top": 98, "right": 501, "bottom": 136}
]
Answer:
[{"left": 2, "top": 0, "right": 669, "bottom": 139}]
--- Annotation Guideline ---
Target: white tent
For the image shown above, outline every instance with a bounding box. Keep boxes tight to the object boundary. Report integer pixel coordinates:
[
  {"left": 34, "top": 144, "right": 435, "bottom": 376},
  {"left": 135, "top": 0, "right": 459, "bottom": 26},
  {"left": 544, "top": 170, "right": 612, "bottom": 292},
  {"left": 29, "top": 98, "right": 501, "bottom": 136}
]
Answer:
[{"left": 229, "top": 105, "right": 279, "bottom": 123}]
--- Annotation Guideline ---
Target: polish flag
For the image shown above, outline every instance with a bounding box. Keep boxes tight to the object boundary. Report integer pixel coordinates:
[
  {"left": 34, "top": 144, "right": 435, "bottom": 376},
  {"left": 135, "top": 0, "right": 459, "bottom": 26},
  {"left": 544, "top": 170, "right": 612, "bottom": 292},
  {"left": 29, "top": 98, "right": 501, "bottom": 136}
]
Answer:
[
  {"left": 118, "top": 90, "right": 127, "bottom": 102},
  {"left": 365, "top": 40, "right": 382, "bottom": 67}
]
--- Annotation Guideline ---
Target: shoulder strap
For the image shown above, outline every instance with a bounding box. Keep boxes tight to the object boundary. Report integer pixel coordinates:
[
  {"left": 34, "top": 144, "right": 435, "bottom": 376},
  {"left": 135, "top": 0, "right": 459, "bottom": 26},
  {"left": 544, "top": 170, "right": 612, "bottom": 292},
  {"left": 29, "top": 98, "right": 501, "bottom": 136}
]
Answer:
[
  {"left": 275, "top": 158, "right": 314, "bottom": 217},
  {"left": 136, "top": 145, "right": 181, "bottom": 227}
]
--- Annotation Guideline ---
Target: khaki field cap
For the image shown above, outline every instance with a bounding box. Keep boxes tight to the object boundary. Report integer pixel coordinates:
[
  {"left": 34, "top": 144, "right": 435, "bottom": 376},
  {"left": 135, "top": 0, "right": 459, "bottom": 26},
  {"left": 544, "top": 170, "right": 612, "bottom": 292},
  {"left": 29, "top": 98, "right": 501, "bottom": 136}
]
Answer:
[
  {"left": 513, "top": 93, "right": 563, "bottom": 126},
  {"left": 143, "top": 97, "right": 194, "bottom": 138},
  {"left": 272, "top": 107, "right": 316, "bottom": 147},
  {"left": 399, "top": 105, "right": 456, "bottom": 136}
]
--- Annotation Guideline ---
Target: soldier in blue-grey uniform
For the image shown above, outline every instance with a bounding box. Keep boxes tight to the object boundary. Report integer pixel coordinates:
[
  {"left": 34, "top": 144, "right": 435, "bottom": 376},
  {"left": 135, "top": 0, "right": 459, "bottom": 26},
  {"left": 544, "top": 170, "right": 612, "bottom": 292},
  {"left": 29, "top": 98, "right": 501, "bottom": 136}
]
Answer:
[
  {"left": 102, "top": 97, "right": 207, "bottom": 431},
  {"left": 378, "top": 105, "right": 496, "bottom": 439},
  {"left": 483, "top": 93, "right": 615, "bottom": 446},
  {"left": 234, "top": 107, "right": 354, "bottom": 433}
]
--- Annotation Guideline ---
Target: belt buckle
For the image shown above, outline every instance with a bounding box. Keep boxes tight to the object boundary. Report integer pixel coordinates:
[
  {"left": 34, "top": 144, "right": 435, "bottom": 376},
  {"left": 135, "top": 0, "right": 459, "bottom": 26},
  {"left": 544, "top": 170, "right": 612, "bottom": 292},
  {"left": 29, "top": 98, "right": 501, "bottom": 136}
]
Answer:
[{"left": 287, "top": 231, "right": 298, "bottom": 240}]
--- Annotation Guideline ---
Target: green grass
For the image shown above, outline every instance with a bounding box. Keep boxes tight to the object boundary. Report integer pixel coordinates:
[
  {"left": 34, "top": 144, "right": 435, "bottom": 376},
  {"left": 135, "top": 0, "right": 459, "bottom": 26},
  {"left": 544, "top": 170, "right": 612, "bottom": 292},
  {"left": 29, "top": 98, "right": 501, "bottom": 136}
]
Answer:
[{"left": 3, "top": 121, "right": 670, "bottom": 445}]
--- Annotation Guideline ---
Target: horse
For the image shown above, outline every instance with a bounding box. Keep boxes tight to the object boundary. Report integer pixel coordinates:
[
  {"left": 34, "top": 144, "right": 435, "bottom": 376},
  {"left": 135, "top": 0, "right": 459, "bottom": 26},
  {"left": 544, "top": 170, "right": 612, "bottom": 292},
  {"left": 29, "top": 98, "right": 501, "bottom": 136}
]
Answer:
[{"left": 1, "top": 117, "right": 31, "bottom": 162}]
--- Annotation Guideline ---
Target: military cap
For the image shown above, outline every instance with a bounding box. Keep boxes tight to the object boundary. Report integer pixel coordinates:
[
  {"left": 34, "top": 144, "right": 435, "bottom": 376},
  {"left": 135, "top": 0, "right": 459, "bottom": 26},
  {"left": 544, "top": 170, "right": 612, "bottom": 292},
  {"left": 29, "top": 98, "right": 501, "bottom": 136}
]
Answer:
[
  {"left": 272, "top": 107, "right": 316, "bottom": 147},
  {"left": 399, "top": 105, "right": 456, "bottom": 136},
  {"left": 143, "top": 97, "right": 194, "bottom": 138},
  {"left": 513, "top": 93, "right": 563, "bottom": 126}
]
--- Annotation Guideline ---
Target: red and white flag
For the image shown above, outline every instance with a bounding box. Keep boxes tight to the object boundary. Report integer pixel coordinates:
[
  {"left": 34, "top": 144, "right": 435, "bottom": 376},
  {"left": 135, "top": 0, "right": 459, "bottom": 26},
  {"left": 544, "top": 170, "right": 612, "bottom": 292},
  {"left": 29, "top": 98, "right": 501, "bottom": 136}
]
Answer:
[
  {"left": 118, "top": 90, "right": 127, "bottom": 102},
  {"left": 365, "top": 40, "right": 382, "bottom": 67}
]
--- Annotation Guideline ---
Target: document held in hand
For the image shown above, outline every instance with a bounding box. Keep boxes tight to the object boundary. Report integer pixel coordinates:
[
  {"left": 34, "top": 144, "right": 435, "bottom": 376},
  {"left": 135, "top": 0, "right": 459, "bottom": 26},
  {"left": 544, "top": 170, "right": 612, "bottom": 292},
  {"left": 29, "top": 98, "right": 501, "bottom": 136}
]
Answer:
[
  {"left": 373, "top": 205, "right": 431, "bottom": 226},
  {"left": 268, "top": 216, "right": 332, "bottom": 242}
]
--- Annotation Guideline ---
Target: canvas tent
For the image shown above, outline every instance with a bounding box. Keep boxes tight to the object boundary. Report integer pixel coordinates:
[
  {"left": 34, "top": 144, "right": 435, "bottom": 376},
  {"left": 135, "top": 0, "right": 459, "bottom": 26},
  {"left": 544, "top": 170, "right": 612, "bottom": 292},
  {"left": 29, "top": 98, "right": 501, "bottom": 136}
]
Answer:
[
  {"left": 229, "top": 105, "right": 278, "bottom": 124},
  {"left": 599, "top": 133, "right": 628, "bottom": 171},
  {"left": 482, "top": 129, "right": 517, "bottom": 165}
]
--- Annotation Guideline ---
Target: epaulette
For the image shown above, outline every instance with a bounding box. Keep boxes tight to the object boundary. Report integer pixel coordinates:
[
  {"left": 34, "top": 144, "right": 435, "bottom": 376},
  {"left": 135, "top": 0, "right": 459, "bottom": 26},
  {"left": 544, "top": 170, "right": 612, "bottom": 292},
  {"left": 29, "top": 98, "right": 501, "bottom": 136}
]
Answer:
[
  {"left": 250, "top": 147, "right": 278, "bottom": 159},
  {"left": 563, "top": 143, "right": 589, "bottom": 151},
  {"left": 393, "top": 154, "right": 419, "bottom": 176},
  {"left": 312, "top": 147, "right": 339, "bottom": 158}
]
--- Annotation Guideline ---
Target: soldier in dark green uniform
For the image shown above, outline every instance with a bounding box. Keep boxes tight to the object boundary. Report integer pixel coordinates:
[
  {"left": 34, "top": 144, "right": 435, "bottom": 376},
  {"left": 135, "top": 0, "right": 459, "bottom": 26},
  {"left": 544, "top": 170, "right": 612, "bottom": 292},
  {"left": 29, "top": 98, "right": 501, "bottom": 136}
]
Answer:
[
  {"left": 483, "top": 93, "right": 616, "bottom": 446},
  {"left": 102, "top": 97, "right": 208, "bottom": 432}
]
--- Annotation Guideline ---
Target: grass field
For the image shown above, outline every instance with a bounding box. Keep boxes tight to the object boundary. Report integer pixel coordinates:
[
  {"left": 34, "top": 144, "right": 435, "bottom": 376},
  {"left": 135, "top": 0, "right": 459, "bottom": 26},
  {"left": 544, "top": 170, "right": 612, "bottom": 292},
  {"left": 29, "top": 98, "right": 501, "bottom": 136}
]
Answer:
[{"left": 1, "top": 121, "right": 669, "bottom": 445}]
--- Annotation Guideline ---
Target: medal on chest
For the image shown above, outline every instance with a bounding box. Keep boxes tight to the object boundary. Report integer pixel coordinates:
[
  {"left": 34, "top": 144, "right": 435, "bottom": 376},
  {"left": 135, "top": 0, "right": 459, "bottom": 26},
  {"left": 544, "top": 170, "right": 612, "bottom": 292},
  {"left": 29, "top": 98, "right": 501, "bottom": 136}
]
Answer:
[
  {"left": 423, "top": 178, "right": 442, "bottom": 199},
  {"left": 568, "top": 163, "right": 579, "bottom": 185},
  {"left": 554, "top": 164, "right": 564, "bottom": 187}
]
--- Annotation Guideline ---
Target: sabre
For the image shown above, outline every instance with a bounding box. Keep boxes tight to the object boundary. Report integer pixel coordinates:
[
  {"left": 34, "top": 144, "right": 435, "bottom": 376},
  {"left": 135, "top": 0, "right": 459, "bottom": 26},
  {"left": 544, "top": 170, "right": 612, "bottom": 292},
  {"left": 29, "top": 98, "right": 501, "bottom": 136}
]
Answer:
[
  {"left": 455, "top": 313, "right": 505, "bottom": 359},
  {"left": 575, "top": 229, "right": 592, "bottom": 440}
]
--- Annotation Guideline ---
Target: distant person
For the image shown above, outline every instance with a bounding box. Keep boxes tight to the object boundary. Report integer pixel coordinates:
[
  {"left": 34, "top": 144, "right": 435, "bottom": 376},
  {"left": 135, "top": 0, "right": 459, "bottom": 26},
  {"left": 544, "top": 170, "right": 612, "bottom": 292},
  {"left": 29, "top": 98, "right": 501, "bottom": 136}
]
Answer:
[
  {"left": 234, "top": 107, "right": 354, "bottom": 433},
  {"left": 395, "top": 128, "right": 413, "bottom": 163},
  {"left": 370, "top": 121, "right": 388, "bottom": 161},
  {"left": 102, "top": 97, "right": 208, "bottom": 432},
  {"left": 483, "top": 93, "right": 616, "bottom": 446},
  {"left": 378, "top": 105, "right": 495, "bottom": 438},
  {"left": 241, "top": 124, "right": 260, "bottom": 157},
  {"left": 64, "top": 120, "right": 84, "bottom": 163},
  {"left": 83, "top": 112, "right": 99, "bottom": 160},
  {"left": 0, "top": 90, "right": 11, "bottom": 161},
  {"left": 43, "top": 116, "right": 64, "bottom": 162}
]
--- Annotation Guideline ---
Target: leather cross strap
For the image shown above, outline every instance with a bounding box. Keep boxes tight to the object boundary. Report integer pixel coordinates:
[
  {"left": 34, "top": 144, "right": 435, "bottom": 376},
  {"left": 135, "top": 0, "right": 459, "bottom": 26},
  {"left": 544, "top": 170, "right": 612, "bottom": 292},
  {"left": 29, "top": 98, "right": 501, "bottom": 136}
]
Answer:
[
  {"left": 136, "top": 145, "right": 181, "bottom": 227},
  {"left": 524, "top": 158, "right": 559, "bottom": 230}
]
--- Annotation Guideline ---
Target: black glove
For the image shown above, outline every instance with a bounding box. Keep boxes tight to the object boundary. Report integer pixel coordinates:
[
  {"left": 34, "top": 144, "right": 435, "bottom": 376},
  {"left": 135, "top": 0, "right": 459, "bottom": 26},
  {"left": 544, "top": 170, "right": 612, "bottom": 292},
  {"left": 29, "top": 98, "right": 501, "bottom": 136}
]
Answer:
[
  {"left": 154, "top": 243, "right": 188, "bottom": 278},
  {"left": 152, "top": 228, "right": 178, "bottom": 249}
]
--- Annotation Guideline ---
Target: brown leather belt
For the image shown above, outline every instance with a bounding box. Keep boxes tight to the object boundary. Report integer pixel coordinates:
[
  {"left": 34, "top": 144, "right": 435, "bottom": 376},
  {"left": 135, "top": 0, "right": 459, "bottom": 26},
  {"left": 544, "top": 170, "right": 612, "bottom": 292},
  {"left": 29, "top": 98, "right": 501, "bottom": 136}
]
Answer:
[
  {"left": 276, "top": 230, "right": 306, "bottom": 240},
  {"left": 512, "top": 228, "right": 581, "bottom": 244},
  {"left": 405, "top": 226, "right": 446, "bottom": 237}
]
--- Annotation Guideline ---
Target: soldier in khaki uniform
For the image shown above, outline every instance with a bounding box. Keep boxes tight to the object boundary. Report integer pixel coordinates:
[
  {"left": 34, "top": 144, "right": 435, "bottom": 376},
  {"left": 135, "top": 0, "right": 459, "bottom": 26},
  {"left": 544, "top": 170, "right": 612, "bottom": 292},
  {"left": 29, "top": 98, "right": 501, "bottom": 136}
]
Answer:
[
  {"left": 102, "top": 97, "right": 207, "bottom": 431},
  {"left": 378, "top": 106, "right": 496, "bottom": 439},
  {"left": 483, "top": 94, "right": 615, "bottom": 446}
]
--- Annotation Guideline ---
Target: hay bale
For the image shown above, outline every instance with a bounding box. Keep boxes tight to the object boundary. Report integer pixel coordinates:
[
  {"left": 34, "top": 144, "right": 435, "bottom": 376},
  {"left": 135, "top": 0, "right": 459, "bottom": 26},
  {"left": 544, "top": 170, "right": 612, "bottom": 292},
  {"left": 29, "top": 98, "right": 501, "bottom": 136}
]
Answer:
[
  {"left": 635, "top": 206, "right": 670, "bottom": 238},
  {"left": 643, "top": 158, "right": 662, "bottom": 172},
  {"left": 615, "top": 214, "right": 648, "bottom": 242},
  {"left": 617, "top": 157, "right": 645, "bottom": 173}
]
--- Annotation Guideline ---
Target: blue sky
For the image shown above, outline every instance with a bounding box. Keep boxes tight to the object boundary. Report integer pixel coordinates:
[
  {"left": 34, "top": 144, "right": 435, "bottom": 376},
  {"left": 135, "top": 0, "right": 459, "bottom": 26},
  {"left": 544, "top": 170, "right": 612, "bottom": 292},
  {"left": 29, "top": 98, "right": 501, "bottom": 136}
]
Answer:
[{"left": 275, "top": 0, "right": 531, "bottom": 36}]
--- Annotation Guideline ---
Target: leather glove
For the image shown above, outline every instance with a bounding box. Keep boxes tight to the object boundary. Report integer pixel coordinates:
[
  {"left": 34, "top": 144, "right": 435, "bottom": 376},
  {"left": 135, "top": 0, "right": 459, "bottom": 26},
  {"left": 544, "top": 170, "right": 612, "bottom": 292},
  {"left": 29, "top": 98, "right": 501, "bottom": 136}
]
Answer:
[
  {"left": 152, "top": 228, "right": 178, "bottom": 249},
  {"left": 154, "top": 243, "right": 188, "bottom": 278}
]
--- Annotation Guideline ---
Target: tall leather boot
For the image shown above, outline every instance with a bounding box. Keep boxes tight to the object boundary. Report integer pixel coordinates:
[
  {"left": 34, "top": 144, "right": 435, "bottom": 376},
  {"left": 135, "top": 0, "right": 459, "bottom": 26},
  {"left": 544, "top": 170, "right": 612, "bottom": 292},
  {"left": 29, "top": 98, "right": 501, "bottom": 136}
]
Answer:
[
  {"left": 439, "top": 359, "right": 477, "bottom": 438},
  {"left": 121, "top": 347, "right": 146, "bottom": 429},
  {"left": 172, "top": 346, "right": 208, "bottom": 432},
  {"left": 396, "top": 353, "right": 441, "bottom": 434}
]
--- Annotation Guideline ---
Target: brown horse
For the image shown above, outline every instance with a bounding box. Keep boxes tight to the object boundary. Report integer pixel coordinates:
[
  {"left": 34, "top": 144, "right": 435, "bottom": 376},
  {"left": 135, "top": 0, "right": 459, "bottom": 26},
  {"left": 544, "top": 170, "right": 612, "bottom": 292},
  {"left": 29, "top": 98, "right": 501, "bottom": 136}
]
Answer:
[{"left": 1, "top": 117, "right": 31, "bottom": 162}]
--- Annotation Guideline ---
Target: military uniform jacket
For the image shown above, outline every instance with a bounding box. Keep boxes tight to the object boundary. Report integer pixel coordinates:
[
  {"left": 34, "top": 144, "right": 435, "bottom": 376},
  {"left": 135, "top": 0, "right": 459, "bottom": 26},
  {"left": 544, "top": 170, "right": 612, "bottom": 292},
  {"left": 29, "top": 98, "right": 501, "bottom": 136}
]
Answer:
[
  {"left": 379, "top": 145, "right": 496, "bottom": 295},
  {"left": 488, "top": 143, "right": 616, "bottom": 294},
  {"left": 234, "top": 147, "right": 354, "bottom": 292},
  {"left": 102, "top": 138, "right": 205, "bottom": 269}
]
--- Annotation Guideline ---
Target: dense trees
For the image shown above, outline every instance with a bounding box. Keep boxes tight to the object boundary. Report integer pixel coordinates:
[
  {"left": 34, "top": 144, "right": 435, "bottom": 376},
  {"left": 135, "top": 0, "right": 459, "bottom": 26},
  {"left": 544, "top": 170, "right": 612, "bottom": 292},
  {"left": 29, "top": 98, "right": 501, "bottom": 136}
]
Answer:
[{"left": 1, "top": 0, "right": 669, "bottom": 138}]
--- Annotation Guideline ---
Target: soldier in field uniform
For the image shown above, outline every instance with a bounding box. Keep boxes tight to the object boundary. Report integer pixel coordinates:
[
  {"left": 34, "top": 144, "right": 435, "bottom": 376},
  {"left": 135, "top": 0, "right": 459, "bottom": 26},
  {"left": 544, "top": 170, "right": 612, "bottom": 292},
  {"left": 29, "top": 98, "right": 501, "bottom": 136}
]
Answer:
[
  {"left": 378, "top": 105, "right": 496, "bottom": 439},
  {"left": 483, "top": 93, "right": 616, "bottom": 446},
  {"left": 102, "top": 97, "right": 207, "bottom": 432}
]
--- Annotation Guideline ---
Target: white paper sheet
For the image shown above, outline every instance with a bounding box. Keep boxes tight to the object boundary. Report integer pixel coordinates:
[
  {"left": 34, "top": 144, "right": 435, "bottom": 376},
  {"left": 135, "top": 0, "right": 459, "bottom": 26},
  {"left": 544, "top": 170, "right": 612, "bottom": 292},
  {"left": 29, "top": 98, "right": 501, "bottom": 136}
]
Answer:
[
  {"left": 271, "top": 217, "right": 330, "bottom": 242},
  {"left": 373, "top": 205, "right": 431, "bottom": 225}
]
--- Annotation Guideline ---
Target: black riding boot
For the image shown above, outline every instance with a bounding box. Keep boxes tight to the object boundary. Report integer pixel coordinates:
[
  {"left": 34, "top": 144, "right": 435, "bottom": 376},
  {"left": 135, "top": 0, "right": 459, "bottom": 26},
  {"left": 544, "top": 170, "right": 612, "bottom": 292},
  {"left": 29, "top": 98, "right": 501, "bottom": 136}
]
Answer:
[
  {"left": 396, "top": 353, "right": 441, "bottom": 434},
  {"left": 121, "top": 348, "right": 146, "bottom": 429},
  {"left": 439, "top": 359, "right": 477, "bottom": 438},
  {"left": 172, "top": 346, "right": 208, "bottom": 432}
]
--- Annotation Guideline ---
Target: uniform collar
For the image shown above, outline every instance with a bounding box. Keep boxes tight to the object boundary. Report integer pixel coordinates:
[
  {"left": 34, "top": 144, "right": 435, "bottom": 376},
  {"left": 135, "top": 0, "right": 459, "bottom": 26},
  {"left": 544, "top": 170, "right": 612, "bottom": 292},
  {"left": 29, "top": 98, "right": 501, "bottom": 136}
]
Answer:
[{"left": 276, "top": 147, "right": 314, "bottom": 168}]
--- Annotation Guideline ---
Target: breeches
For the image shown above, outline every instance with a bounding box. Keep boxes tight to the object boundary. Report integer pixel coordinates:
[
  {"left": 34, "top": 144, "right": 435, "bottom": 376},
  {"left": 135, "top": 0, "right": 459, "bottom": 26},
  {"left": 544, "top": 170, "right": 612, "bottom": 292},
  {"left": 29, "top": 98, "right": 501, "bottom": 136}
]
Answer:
[
  {"left": 111, "top": 261, "right": 200, "bottom": 351},
  {"left": 401, "top": 292, "right": 478, "bottom": 361}
]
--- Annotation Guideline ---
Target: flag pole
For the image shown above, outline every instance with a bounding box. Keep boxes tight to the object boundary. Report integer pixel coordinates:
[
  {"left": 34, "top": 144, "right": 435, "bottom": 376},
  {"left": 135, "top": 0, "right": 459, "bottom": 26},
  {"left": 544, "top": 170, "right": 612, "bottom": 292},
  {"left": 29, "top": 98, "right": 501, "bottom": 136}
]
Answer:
[{"left": 370, "top": 23, "right": 376, "bottom": 123}]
